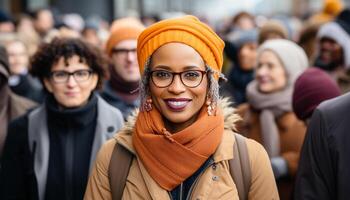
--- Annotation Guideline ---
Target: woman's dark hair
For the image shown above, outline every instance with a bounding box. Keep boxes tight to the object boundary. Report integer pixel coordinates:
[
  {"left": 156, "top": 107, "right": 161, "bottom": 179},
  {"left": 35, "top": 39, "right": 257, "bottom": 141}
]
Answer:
[{"left": 30, "top": 37, "right": 108, "bottom": 89}]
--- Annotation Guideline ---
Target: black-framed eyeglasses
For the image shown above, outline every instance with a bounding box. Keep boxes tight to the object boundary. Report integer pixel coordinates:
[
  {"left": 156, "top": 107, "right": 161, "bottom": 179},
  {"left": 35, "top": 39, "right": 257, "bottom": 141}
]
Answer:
[
  {"left": 150, "top": 70, "right": 207, "bottom": 88},
  {"left": 111, "top": 48, "right": 137, "bottom": 55},
  {"left": 50, "top": 69, "right": 94, "bottom": 83}
]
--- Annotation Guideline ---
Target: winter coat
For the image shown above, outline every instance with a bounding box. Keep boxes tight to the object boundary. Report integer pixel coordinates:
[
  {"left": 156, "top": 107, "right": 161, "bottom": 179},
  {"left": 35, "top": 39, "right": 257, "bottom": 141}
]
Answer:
[
  {"left": 100, "top": 81, "right": 140, "bottom": 120},
  {"left": 0, "top": 94, "right": 124, "bottom": 200},
  {"left": 9, "top": 74, "right": 45, "bottom": 103},
  {"left": 84, "top": 99, "right": 279, "bottom": 200},
  {"left": 294, "top": 92, "right": 350, "bottom": 200},
  {"left": 237, "top": 103, "right": 306, "bottom": 200}
]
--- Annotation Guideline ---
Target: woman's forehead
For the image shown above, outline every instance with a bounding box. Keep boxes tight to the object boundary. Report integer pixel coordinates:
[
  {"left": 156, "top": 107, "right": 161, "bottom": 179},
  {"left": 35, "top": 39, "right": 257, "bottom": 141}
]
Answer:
[{"left": 149, "top": 43, "right": 205, "bottom": 71}]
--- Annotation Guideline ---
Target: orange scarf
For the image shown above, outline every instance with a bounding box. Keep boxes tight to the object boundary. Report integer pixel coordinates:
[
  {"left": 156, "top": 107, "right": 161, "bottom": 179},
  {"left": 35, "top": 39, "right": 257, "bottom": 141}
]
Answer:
[{"left": 132, "top": 106, "right": 224, "bottom": 190}]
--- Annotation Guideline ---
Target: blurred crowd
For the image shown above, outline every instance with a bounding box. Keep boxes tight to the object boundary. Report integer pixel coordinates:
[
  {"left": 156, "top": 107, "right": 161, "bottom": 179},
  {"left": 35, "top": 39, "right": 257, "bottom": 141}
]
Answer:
[{"left": 0, "top": 0, "right": 349, "bottom": 199}]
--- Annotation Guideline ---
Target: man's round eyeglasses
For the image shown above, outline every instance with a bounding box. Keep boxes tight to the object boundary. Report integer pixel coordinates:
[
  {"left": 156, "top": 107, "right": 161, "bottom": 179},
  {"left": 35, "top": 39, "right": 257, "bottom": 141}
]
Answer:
[
  {"left": 50, "top": 69, "right": 93, "bottom": 83},
  {"left": 150, "top": 70, "right": 207, "bottom": 88}
]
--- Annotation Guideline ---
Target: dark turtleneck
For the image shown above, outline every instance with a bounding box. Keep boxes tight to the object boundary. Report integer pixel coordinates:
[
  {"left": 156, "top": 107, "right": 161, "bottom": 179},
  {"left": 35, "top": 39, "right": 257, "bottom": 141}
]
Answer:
[
  {"left": 228, "top": 66, "right": 254, "bottom": 105},
  {"left": 45, "top": 93, "right": 97, "bottom": 200},
  {"left": 109, "top": 65, "right": 140, "bottom": 103}
]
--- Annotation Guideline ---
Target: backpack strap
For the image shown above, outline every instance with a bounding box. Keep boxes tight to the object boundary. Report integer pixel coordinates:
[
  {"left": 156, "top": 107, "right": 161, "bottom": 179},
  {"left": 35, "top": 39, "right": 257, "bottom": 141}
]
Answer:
[
  {"left": 108, "top": 134, "right": 251, "bottom": 200},
  {"left": 230, "top": 133, "right": 251, "bottom": 200},
  {"left": 108, "top": 142, "right": 133, "bottom": 200}
]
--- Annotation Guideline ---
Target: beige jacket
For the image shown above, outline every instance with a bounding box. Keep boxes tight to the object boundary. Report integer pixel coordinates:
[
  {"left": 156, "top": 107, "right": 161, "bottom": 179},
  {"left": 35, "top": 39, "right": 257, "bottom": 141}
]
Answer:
[{"left": 84, "top": 99, "right": 279, "bottom": 200}]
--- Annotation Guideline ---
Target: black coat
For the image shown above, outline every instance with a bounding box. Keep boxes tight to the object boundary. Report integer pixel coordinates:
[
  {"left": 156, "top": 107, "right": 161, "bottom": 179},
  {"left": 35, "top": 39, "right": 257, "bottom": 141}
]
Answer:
[
  {"left": 294, "top": 92, "right": 350, "bottom": 200},
  {"left": 0, "top": 94, "right": 124, "bottom": 200}
]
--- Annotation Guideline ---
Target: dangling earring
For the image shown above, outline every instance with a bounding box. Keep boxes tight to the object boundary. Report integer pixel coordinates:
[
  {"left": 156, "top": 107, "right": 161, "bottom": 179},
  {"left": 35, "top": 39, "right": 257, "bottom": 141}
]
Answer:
[
  {"left": 206, "top": 100, "right": 213, "bottom": 116},
  {"left": 143, "top": 98, "right": 153, "bottom": 112}
]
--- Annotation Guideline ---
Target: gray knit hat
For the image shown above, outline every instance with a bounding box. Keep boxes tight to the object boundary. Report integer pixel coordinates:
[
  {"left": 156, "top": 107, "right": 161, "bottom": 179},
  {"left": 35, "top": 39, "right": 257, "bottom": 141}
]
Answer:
[
  {"left": 227, "top": 28, "right": 258, "bottom": 48},
  {"left": 258, "top": 39, "right": 308, "bottom": 85}
]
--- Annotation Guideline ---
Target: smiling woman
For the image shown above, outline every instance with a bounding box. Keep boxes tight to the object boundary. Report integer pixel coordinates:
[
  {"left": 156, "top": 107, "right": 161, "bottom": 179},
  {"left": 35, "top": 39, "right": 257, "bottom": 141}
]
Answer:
[
  {"left": 0, "top": 38, "right": 124, "bottom": 200},
  {"left": 237, "top": 39, "right": 308, "bottom": 199},
  {"left": 85, "top": 15, "right": 279, "bottom": 200}
]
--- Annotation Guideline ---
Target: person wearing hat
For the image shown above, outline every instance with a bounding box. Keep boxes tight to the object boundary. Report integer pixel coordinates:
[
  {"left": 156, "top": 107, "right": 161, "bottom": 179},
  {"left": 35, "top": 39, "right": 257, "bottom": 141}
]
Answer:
[
  {"left": 0, "top": 38, "right": 124, "bottom": 200},
  {"left": 314, "top": 9, "right": 350, "bottom": 93},
  {"left": 237, "top": 39, "right": 307, "bottom": 199},
  {"left": 308, "top": 0, "right": 343, "bottom": 24},
  {"left": 258, "top": 20, "right": 288, "bottom": 45},
  {"left": 294, "top": 90, "right": 350, "bottom": 200},
  {"left": 221, "top": 29, "right": 258, "bottom": 105},
  {"left": 100, "top": 17, "right": 145, "bottom": 120},
  {"left": 292, "top": 67, "right": 341, "bottom": 124},
  {"left": 0, "top": 45, "right": 36, "bottom": 156},
  {"left": 84, "top": 15, "right": 278, "bottom": 200}
]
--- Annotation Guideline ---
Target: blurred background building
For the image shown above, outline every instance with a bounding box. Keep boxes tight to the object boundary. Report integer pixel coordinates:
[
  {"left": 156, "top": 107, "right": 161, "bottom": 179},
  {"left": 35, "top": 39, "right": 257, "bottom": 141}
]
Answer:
[{"left": 1, "top": 0, "right": 350, "bottom": 22}]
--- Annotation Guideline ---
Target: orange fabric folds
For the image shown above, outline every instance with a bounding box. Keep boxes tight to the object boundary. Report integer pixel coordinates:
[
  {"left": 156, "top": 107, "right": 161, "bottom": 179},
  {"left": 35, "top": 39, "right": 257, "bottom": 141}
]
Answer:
[
  {"left": 137, "top": 15, "right": 225, "bottom": 75},
  {"left": 132, "top": 107, "right": 224, "bottom": 190}
]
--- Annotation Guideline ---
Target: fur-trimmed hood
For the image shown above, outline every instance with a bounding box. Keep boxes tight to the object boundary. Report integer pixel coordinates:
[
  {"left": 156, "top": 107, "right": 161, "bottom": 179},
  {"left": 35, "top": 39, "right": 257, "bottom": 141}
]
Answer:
[{"left": 114, "top": 97, "right": 241, "bottom": 153}]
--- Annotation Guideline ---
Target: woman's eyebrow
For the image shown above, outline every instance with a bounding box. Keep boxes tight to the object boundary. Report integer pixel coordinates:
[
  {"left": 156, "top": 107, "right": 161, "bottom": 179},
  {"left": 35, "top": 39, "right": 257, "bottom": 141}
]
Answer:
[
  {"left": 153, "top": 65, "right": 202, "bottom": 71},
  {"left": 152, "top": 65, "right": 171, "bottom": 70},
  {"left": 183, "top": 66, "right": 202, "bottom": 70}
]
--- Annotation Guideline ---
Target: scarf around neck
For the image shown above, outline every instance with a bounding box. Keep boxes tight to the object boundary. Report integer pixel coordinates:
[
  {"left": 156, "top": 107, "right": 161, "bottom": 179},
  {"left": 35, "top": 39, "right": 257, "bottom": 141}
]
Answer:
[
  {"left": 109, "top": 65, "right": 139, "bottom": 93},
  {"left": 246, "top": 81, "right": 293, "bottom": 157},
  {"left": 132, "top": 105, "right": 224, "bottom": 190}
]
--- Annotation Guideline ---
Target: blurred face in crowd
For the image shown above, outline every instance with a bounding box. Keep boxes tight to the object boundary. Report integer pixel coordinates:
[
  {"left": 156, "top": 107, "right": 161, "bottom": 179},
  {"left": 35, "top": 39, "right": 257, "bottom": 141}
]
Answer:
[
  {"left": 318, "top": 37, "right": 343, "bottom": 68},
  {"left": 16, "top": 16, "right": 35, "bottom": 33},
  {"left": 43, "top": 55, "right": 98, "bottom": 108},
  {"left": 82, "top": 28, "right": 100, "bottom": 47},
  {"left": 34, "top": 9, "right": 54, "bottom": 34},
  {"left": 149, "top": 43, "right": 208, "bottom": 132},
  {"left": 0, "top": 22, "right": 15, "bottom": 33},
  {"left": 256, "top": 50, "right": 287, "bottom": 93},
  {"left": 6, "top": 41, "right": 29, "bottom": 75},
  {"left": 235, "top": 16, "right": 255, "bottom": 30},
  {"left": 110, "top": 39, "right": 140, "bottom": 82},
  {"left": 238, "top": 42, "right": 257, "bottom": 71}
]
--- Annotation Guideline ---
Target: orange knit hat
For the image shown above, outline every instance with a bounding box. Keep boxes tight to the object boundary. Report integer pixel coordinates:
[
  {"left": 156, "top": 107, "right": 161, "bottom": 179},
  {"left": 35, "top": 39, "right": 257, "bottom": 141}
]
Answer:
[
  {"left": 137, "top": 15, "right": 224, "bottom": 75},
  {"left": 106, "top": 17, "right": 145, "bottom": 56}
]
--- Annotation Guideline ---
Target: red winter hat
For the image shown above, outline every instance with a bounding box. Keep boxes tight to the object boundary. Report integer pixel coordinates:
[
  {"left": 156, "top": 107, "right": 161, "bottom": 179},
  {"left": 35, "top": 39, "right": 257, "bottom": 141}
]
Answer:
[{"left": 292, "top": 67, "right": 341, "bottom": 120}]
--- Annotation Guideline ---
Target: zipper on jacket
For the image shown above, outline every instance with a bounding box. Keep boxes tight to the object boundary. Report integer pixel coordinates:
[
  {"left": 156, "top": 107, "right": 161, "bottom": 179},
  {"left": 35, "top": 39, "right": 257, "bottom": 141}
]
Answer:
[
  {"left": 168, "top": 191, "right": 174, "bottom": 200},
  {"left": 185, "top": 158, "right": 215, "bottom": 200},
  {"left": 168, "top": 183, "right": 184, "bottom": 200},
  {"left": 180, "top": 183, "right": 183, "bottom": 200}
]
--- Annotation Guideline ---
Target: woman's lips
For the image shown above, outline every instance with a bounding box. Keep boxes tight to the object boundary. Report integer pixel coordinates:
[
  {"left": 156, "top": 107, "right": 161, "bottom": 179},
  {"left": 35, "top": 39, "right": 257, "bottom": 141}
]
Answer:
[
  {"left": 164, "top": 98, "right": 191, "bottom": 112},
  {"left": 258, "top": 77, "right": 270, "bottom": 84},
  {"left": 65, "top": 91, "right": 78, "bottom": 97}
]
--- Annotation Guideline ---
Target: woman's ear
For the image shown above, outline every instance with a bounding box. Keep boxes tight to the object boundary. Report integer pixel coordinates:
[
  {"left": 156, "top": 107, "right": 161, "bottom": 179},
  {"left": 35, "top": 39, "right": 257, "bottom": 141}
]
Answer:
[
  {"left": 90, "top": 74, "right": 99, "bottom": 90},
  {"left": 43, "top": 78, "right": 53, "bottom": 93}
]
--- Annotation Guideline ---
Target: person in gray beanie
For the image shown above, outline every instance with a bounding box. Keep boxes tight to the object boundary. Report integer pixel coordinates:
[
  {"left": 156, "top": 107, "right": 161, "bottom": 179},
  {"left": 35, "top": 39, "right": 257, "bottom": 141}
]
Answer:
[
  {"left": 0, "top": 45, "right": 36, "bottom": 156},
  {"left": 236, "top": 39, "right": 308, "bottom": 199},
  {"left": 314, "top": 8, "right": 350, "bottom": 93}
]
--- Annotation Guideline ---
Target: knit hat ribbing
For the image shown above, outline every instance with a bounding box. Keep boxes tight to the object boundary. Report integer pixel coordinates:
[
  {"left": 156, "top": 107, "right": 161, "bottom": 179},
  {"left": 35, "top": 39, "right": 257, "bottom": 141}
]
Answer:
[
  {"left": 106, "top": 17, "right": 145, "bottom": 56},
  {"left": 292, "top": 67, "right": 341, "bottom": 120},
  {"left": 137, "top": 15, "right": 225, "bottom": 74},
  {"left": 258, "top": 39, "right": 308, "bottom": 85}
]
